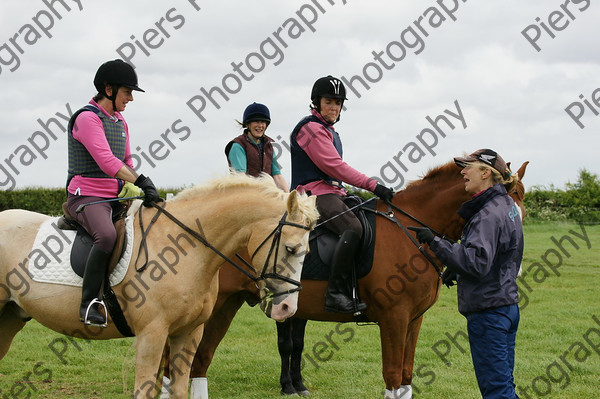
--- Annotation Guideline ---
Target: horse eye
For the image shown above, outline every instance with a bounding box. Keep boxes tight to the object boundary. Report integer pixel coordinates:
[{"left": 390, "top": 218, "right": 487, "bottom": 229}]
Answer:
[{"left": 285, "top": 245, "right": 297, "bottom": 255}]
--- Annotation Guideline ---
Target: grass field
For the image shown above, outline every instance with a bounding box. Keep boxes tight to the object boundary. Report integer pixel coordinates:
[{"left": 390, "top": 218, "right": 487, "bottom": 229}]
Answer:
[{"left": 0, "top": 223, "right": 598, "bottom": 398}]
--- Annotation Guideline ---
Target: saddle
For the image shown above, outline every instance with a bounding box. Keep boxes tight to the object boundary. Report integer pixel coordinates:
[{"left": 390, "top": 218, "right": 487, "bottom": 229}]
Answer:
[
  {"left": 301, "top": 195, "right": 377, "bottom": 281},
  {"left": 57, "top": 202, "right": 129, "bottom": 277},
  {"left": 57, "top": 201, "right": 134, "bottom": 336}
]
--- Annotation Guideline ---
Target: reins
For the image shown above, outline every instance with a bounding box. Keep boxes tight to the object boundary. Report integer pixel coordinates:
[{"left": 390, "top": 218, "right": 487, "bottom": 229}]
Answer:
[
  {"left": 356, "top": 197, "right": 452, "bottom": 312},
  {"left": 134, "top": 201, "right": 310, "bottom": 298},
  {"left": 362, "top": 199, "right": 452, "bottom": 278},
  {"left": 315, "top": 196, "right": 377, "bottom": 228}
]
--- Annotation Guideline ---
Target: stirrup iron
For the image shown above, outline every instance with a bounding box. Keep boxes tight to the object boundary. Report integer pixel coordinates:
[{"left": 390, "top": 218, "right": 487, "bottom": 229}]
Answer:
[{"left": 84, "top": 298, "right": 108, "bottom": 327}]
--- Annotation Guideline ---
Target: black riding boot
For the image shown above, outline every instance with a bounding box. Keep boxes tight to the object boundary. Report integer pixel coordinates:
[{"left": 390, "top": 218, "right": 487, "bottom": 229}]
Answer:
[
  {"left": 324, "top": 230, "right": 367, "bottom": 314},
  {"left": 79, "top": 245, "right": 110, "bottom": 327}
]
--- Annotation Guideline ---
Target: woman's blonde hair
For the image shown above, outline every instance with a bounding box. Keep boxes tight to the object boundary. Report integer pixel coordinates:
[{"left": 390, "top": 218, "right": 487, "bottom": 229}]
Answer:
[{"left": 471, "top": 161, "right": 519, "bottom": 192}]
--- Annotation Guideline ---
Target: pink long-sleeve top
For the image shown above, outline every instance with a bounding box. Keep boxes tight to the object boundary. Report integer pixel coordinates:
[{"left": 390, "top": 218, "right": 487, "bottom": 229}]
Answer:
[
  {"left": 295, "top": 109, "right": 377, "bottom": 196},
  {"left": 67, "top": 99, "right": 133, "bottom": 198}
]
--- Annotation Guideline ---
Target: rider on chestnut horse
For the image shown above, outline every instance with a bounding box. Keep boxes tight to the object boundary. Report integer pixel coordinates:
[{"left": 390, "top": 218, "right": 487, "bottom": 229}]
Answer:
[{"left": 289, "top": 75, "right": 394, "bottom": 314}]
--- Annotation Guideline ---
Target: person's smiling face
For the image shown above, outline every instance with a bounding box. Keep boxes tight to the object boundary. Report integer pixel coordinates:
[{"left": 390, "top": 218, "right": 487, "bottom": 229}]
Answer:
[
  {"left": 114, "top": 87, "right": 133, "bottom": 113},
  {"left": 247, "top": 120, "right": 267, "bottom": 140}
]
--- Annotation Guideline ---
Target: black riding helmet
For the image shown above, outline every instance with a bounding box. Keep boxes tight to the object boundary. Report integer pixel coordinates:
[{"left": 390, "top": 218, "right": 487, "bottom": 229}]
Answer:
[
  {"left": 311, "top": 75, "right": 347, "bottom": 123},
  {"left": 94, "top": 59, "right": 144, "bottom": 111}
]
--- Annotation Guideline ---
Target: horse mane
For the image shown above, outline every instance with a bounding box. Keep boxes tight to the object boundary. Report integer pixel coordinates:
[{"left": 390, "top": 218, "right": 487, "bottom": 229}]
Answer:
[
  {"left": 171, "top": 173, "right": 319, "bottom": 225},
  {"left": 406, "top": 161, "right": 461, "bottom": 189},
  {"left": 406, "top": 160, "right": 525, "bottom": 201}
]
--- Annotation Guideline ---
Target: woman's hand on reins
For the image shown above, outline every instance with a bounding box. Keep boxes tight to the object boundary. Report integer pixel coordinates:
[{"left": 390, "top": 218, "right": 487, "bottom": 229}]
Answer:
[
  {"left": 374, "top": 184, "right": 394, "bottom": 202},
  {"left": 407, "top": 226, "right": 435, "bottom": 244}
]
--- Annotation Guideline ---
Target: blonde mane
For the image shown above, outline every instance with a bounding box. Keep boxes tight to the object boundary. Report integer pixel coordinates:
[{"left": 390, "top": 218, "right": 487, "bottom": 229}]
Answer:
[{"left": 171, "top": 173, "right": 319, "bottom": 226}]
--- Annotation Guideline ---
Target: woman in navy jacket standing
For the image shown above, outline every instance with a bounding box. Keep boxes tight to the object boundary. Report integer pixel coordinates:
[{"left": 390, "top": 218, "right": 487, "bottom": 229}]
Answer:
[{"left": 409, "top": 149, "right": 523, "bottom": 399}]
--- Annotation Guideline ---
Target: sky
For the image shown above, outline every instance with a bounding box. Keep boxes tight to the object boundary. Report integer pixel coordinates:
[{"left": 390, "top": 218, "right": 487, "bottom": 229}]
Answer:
[{"left": 1, "top": 0, "right": 599, "bottom": 194}]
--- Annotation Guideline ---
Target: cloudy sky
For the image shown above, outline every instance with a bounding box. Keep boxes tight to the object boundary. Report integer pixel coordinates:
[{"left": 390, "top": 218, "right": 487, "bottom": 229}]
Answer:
[{"left": 1, "top": 0, "right": 598, "bottom": 194}]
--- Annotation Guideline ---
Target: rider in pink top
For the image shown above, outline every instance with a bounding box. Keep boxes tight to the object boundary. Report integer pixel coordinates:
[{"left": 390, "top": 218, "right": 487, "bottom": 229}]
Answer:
[
  {"left": 67, "top": 99, "right": 133, "bottom": 198},
  {"left": 290, "top": 75, "right": 394, "bottom": 314},
  {"left": 294, "top": 108, "right": 377, "bottom": 197},
  {"left": 66, "top": 60, "right": 161, "bottom": 327}
]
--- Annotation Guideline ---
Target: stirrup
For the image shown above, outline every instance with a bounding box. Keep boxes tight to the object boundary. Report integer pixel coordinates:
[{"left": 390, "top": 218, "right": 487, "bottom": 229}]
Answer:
[
  {"left": 349, "top": 286, "right": 366, "bottom": 315},
  {"left": 351, "top": 300, "right": 367, "bottom": 316},
  {"left": 84, "top": 298, "right": 108, "bottom": 327}
]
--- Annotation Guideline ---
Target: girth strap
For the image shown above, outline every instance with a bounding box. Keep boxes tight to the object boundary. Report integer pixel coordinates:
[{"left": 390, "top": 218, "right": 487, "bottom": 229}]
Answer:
[{"left": 103, "top": 287, "right": 134, "bottom": 337}]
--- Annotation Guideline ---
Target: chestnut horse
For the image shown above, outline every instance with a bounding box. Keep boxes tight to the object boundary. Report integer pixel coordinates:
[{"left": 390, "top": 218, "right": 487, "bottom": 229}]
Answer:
[
  {"left": 0, "top": 174, "right": 318, "bottom": 399},
  {"left": 165, "top": 160, "right": 528, "bottom": 398}
]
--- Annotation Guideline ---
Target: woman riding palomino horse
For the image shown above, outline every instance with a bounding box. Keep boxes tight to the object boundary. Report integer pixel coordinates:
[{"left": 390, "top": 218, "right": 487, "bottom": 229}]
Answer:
[
  {"left": 0, "top": 173, "right": 319, "bottom": 398},
  {"left": 290, "top": 75, "right": 394, "bottom": 314},
  {"left": 159, "top": 159, "right": 528, "bottom": 398},
  {"left": 66, "top": 59, "right": 161, "bottom": 326}
]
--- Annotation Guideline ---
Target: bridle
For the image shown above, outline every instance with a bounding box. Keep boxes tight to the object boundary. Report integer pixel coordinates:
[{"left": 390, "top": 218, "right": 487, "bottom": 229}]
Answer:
[
  {"left": 243, "top": 212, "right": 311, "bottom": 299},
  {"left": 135, "top": 203, "right": 311, "bottom": 300}
]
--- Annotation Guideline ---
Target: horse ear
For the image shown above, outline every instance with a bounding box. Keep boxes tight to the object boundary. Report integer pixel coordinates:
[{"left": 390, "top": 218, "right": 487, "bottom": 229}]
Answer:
[
  {"left": 516, "top": 161, "right": 529, "bottom": 180},
  {"left": 287, "top": 190, "right": 300, "bottom": 219}
]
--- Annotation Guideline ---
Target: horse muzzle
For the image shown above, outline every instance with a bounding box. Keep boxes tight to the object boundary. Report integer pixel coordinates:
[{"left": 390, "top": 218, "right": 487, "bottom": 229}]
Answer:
[{"left": 259, "top": 287, "right": 299, "bottom": 322}]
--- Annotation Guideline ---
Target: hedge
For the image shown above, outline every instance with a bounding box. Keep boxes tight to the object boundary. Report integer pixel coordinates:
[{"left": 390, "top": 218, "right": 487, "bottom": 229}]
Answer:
[
  {"left": 1, "top": 169, "right": 598, "bottom": 223},
  {"left": 0, "top": 187, "right": 182, "bottom": 216}
]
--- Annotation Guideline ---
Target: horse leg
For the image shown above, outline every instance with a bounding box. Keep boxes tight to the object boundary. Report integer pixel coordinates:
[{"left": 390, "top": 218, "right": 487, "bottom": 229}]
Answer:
[
  {"left": 0, "top": 302, "right": 28, "bottom": 360},
  {"left": 133, "top": 329, "right": 170, "bottom": 399},
  {"left": 276, "top": 318, "right": 296, "bottom": 395},
  {"left": 159, "top": 345, "right": 172, "bottom": 398},
  {"left": 399, "top": 315, "right": 423, "bottom": 398},
  {"left": 168, "top": 325, "right": 205, "bottom": 399},
  {"left": 191, "top": 293, "right": 247, "bottom": 377},
  {"left": 290, "top": 318, "right": 309, "bottom": 396},
  {"left": 379, "top": 311, "right": 412, "bottom": 399},
  {"left": 187, "top": 293, "right": 248, "bottom": 399}
]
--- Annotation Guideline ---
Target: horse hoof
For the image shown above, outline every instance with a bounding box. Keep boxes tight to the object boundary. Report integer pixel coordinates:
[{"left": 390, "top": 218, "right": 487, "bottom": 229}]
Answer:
[
  {"left": 293, "top": 381, "right": 309, "bottom": 396},
  {"left": 280, "top": 387, "right": 299, "bottom": 396},
  {"left": 292, "top": 383, "right": 310, "bottom": 396}
]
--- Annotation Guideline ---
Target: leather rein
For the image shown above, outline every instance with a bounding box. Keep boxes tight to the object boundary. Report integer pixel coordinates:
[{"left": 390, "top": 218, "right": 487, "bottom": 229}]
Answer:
[
  {"left": 364, "top": 199, "right": 457, "bottom": 278},
  {"left": 134, "top": 202, "right": 311, "bottom": 298}
]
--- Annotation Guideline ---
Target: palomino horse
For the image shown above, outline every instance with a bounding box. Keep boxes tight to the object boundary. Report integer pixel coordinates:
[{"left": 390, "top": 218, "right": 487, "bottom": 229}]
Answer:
[
  {"left": 166, "top": 160, "right": 529, "bottom": 398},
  {"left": 0, "top": 174, "right": 318, "bottom": 399}
]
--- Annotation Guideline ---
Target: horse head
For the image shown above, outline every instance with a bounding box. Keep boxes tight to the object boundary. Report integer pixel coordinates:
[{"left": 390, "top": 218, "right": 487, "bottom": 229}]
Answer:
[
  {"left": 507, "top": 161, "right": 529, "bottom": 220},
  {"left": 250, "top": 189, "right": 318, "bottom": 322}
]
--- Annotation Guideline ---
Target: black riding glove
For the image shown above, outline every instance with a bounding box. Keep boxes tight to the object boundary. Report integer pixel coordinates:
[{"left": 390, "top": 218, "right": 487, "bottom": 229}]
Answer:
[
  {"left": 134, "top": 174, "right": 162, "bottom": 207},
  {"left": 441, "top": 268, "right": 457, "bottom": 288},
  {"left": 407, "top": 226, "right": 435, "bottom": 244},
  {"left": 374, "top": 184, "right": 394, "bottom": 202}
]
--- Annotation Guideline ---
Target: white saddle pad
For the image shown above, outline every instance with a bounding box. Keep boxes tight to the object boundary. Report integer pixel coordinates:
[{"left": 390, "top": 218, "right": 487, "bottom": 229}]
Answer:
[{"left": 29, "top": 215, "right": 135, "bottom": 287}]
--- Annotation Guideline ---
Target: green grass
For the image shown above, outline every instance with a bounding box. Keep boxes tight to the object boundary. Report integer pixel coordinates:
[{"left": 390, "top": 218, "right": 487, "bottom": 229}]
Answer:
[{"left": 1, "top": 223, "right": 598, "bottom": 398}]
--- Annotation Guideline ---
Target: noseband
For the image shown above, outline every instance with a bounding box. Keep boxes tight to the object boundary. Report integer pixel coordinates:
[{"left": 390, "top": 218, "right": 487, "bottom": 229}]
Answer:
[{"left": 136, "top": 204, "right": 310, "bottom": 300}]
